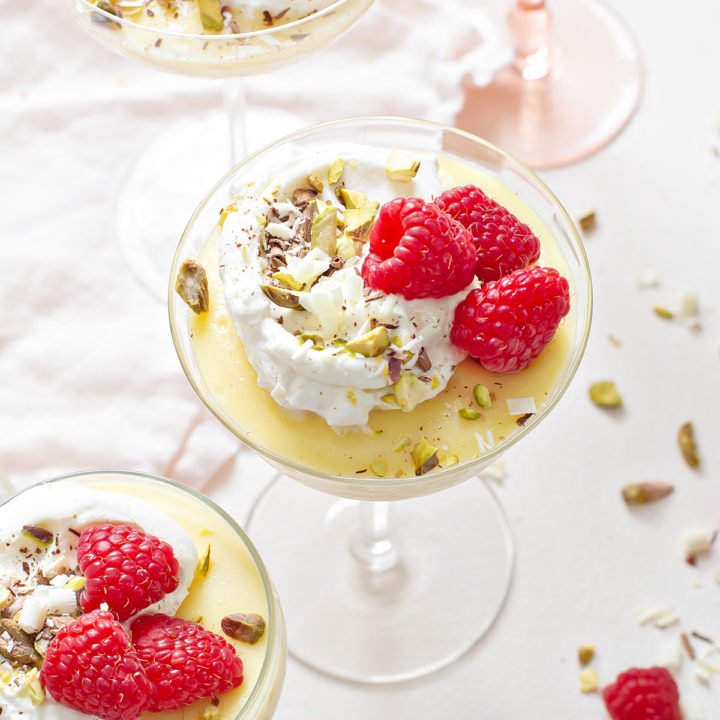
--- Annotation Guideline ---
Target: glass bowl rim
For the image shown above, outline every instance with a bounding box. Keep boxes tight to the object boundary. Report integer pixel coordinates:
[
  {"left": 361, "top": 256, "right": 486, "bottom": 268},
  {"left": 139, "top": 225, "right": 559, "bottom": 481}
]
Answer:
[
  {"left": 168, "top": 115, "right": 593, "bottom": 492},
  {"left": 1, "top": 469, "right": 281, "bottom": 719},
  {"left": 69, "top": 0, "right": 367, "bottom": 42}
]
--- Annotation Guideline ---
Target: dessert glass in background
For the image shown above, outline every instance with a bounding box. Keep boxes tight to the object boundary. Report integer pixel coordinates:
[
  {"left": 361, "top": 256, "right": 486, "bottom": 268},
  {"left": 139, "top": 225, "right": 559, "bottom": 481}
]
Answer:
[
  {"left": 59, "top": 0, "right": 374, "bottom": 298},
  {"left": 456, "top": 0, "right": 643, "bottom": 168},
  {"left": 0, "top": 470, "right": 286, "bottom": 720},
  {"left": 169, "top": 117, "right": 592, "bottom": 682}
]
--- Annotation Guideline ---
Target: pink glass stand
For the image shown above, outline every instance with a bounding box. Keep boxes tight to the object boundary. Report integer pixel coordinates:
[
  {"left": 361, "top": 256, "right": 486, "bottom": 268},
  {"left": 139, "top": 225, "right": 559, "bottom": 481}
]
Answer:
[{"left": 457, "top": 0, "right": 643, "bottom": 169}]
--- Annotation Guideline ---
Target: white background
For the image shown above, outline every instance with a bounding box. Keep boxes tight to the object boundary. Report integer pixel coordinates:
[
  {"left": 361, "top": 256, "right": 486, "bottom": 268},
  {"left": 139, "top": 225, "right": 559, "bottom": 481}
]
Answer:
[{"left": 1, "top": 0, "right": 720, "bottom": 717}]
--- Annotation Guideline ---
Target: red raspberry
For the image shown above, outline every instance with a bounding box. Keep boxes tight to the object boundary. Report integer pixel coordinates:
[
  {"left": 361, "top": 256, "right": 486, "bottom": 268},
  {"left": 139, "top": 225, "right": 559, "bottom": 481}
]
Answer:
[
  {"left": 131, "top": 613, "right": 244, "bottom": 711},
  {"left": 434, "top": 184, "right": 540, "bottom": 282},
  {"left": 451, "top": 266, "right": 569, "bottom": 373},
  {"left": 602, "top": 667, "right": 682, "bottom": 720},
  {"left": 361, "top": 196, "right": 476, "bottom": 300},
  {"left": 40, "top": 610, "right": 150, "bottom": 720},
  {"left": 77, "top": 523, "right": 179, "bottom": 622}
]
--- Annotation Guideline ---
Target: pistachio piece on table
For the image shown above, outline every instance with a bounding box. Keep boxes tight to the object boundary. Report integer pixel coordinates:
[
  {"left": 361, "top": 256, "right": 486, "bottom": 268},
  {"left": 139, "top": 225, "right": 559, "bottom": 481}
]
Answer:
[
  {"left": 577, "top": 644, "right": 595, "bottom": 665},
  {"left": 677, "top": 422, "right": 700, "bottom": 468},
  {"left": 221, "top": 613, "right": 267, "bottom": 644},
  {"left": 176, "top": 259, "right": 209, "bottom": 314},
  {"left": 589, "top": 381, "right": 622, "bottom": 408},
  {"left": 622, "top": 482, "right": 674, "bottom": 506}
]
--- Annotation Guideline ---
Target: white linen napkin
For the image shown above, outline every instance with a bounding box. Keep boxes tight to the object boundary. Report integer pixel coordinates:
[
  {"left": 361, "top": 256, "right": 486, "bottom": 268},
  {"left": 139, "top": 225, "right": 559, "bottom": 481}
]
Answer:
[{"left": 0, "top": 0, "right": 510, "bottom": 498}]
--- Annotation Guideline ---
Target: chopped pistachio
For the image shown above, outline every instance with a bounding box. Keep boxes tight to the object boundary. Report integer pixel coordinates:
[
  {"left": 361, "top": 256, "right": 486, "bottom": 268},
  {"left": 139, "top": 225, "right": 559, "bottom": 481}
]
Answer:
[
  {"left": 200, "top": 705, "right": 221, "bottom": 720},
  {"left": 579, "top": 668, "right": 599, "bottom": 693},
  {"left": 307, "top": 174, "right": 323, "bottom": 192},
  {"left": 381, "top": 394, "right": 396, "bottom": 405},
  {"left": 218, "top": 202, "right": 238, "bottom": 227},
  {"left": 458, "top": 407, "right": 480, "bottom": 420},
  {"left": 386, "top": 149, "right": 421, "bottom": 181},
  {"left": 176, "top": 259, "right": 209, "bottom": 314},
  {"left": 345, "top": 327, "right": 390, "bottom": 357},
  {"left": 327, "top": 158, "right": 345, "bottom": 185},
  {"left": 0, "top": 619, "right": 41, "bottom": 666},
  {"left": 271, "top": 272, "right": 303, "bottom": 291},
  {"left": 197, "top": 545, "right": 211, "bottom": 578},
  {"left": 195, "top": 0, "right": 224, "bottom": 31},
  {"left": 392, "top": 438, "right": 409, "bottom": 452},
  {"left": 34, "top": 629, "right": 54, "bottom": 658},
  {"left": 412, "top": 437, "right": 439, "bottom": 476},
  {"left": 21, "top": 526, "right": 53, "bottom": 547},
  {"left": 343, "top": 204, "right": 379, "bottom": 242},
  {"left": 369, "top": 461, "right": 387, "bottom": 477},
  {"left": 24, "top": 668, "right": 45, "bottom": 705},
  {"left": 473, "top": 384, "right": 492, "bottom": 409},
  {"left": 310, "top": 206, "right": 338, "bottom": 256},
  {"left": 678, "top": 422, "right": 700, "bottom": 468},
  {"left": 261, "top": 285, "right": 306, "bottom": 310},
  {"left": 577, "top": 645, "right": 595, "bottom": 665},
  {"left": 336, "top": 188, "right": 368, "bottom": 209},
  {"left": 653, "top": 305, "right": 675, "bottom": 320},
  {"left": 64, "top": 576, "right": 86, "bottom": 592},
  {"left": 393, "top": 373, "right": 427, "bottom": 411},
  {"left": 577, "top": 210, "right": 596, "bottom": 232},
  {"left": 589, "top": 381, "right": 622, "bottom": 408},
  {"left": 336, "top": 233, "right": 359, "bottom": 260},
  {"left": 440, "top": 454, "right": 459, "bottom": 468},
  {"left": 622, "top": 482, "right": 674, "bottom": 506},
  {"left": 221, "top": 613, "right": 266, "bottom": 644},
  {"left": 291, "top": 187, "right": 317, "bottom": 206},
  {"left": 300, "top": 333, "right": 325, "bottom": 350}
]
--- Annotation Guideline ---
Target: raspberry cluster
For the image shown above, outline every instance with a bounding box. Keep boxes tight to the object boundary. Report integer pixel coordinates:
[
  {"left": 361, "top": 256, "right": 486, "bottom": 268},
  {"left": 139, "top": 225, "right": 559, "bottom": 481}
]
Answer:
[
  {"left": 361, "top": 186, "right": 571, "bottom": 373},
  {"left": 40, "top": 525, "right": 244, "bottom": 720}
]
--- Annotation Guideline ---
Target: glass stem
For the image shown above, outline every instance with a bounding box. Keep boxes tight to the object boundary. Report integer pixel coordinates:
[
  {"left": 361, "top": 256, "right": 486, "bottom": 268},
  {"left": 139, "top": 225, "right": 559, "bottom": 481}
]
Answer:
[
  {"left": 350, "top": 501, "right": 400, "bottom": 572},
  {"left": 508, "top": 0, "right": 552, "bottom": 80},
  {"left": 223, "top": 77, "right": 248, "bottom": 167}
]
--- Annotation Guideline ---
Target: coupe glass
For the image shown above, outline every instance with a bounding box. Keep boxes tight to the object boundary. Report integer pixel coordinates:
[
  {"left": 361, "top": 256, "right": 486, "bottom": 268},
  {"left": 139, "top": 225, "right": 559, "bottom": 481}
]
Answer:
[
  {"left": 457, "top": 0, "right": 643, "bottom": 168},
  {"left": 169, "top": 117, "right": 592, "bottom": 682},
  {"left": 1, "top": 469, "right": 287, "bottom": 718},
  {"left": 59, "top": 0, "right": 374, "bottom": 298}
]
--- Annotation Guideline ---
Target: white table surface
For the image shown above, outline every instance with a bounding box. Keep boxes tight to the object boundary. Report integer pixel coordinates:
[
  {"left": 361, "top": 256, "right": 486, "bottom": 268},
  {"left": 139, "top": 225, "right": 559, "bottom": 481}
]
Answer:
[{"left": 2, "top": 0, "right": 720, "bottom": 718}]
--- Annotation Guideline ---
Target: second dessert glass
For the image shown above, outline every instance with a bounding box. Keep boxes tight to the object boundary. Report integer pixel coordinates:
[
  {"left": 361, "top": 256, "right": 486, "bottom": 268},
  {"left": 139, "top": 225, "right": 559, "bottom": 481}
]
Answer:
[
  {"left": 60, "top": 0, "right": 374, "bottom": 299},
  {"left": 1, "top": 469, "right": 287, "bottom": 719},
  {"left": 169, "top": 117, "right": 592, "bottom": 682}
]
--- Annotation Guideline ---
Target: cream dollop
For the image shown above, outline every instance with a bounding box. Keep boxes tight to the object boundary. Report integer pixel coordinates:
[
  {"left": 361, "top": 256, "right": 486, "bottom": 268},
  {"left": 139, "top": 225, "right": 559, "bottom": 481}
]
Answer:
[{"left": 218, "top": 144, "right": 473, "bottom": 428}]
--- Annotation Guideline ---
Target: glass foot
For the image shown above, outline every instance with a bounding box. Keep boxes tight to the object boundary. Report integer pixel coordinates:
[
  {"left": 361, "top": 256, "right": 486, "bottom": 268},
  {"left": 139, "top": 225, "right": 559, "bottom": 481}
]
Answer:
[
  {"left": 246, "top": 475, "right": 514, "bottom": 683},
  {"left": 457, "top": 0, "right": 643, "bottom": 168},
  {"left": 115, "top": 106, "right": 306, "bottom": 301}
]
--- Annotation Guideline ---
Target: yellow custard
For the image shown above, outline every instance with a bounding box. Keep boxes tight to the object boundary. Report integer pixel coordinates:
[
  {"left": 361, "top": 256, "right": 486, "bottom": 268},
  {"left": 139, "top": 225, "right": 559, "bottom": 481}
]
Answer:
[
  {"left": 86, "top": 475, "right": 285, "bottom": 720},
  {"left": 186, "top": 157, "right": 574, "bottom": 480}
]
